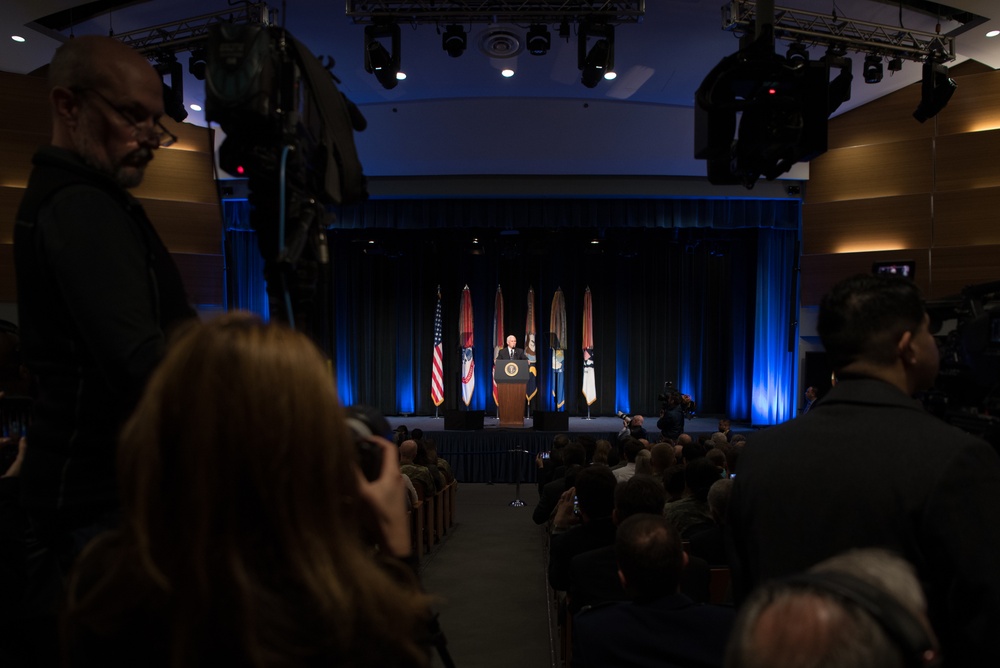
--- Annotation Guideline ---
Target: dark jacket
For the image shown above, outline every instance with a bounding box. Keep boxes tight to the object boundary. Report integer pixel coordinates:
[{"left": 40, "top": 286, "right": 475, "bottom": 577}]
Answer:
[
  {"left": 730, "top": 377, "right": 1000, "bottom": 667},
  {"left": 14, "top": 146, "right": 195, "bottom": 511}
]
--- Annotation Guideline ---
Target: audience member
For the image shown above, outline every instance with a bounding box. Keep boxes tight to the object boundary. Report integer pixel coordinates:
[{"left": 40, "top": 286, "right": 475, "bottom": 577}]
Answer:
[
  {"left": 536, "top": 433, "right": 571, "bottom": 493},
  {"left": 729, "top": 273, "right": 1000, "bottom": 666},
  {"left": 572, "top": 514, "right": 734, "bottom": 668},
  {"left": 62, "top": 313, "right": 433, "bottom": 666},
  {"left": 569, "top": 476, "right": 710, "bottom": 613},
  {"left": 688, "top": 478, "right": 733, "bottom": 566},
  {"left": 717, "top": 418, "right": 733, "bottom": 441},
  {"left": 705, "top": 447, "right": 728, "bottom": 475},
  {"left": 591, "top": 439, "right": 612, "bottom": 466},
  {"left": 400, "top": 439, "right": 436, "bottom": 500},
  {"left": 533, "top": 442, "right": 586, "bottom": 525},
  {"left": 413, "top": 441, "right": 444, "bottom": 492},
  {"left": 648, "top": 442, "right": 675, "bottom": 484},
  {"left": 634, "top": 449, "right": 653, "bottom": 476},
  {"left": 613, "top": 438, "right": 644, "bottom": 483},
  {"left": 663, "top": 458, "right": 721, "bottom": 538},
  {"left": 617, "top": 414, "right": 647, "bottom": 442},
  {"left": 662, "top": 465, "right": 687, "bottom": 503},
  {"left": 425, "top": 441, "right": 454, "bottom": 484},
  {"left": 548, "top": 466, "right": 617, "bottom": 592},
  {"left": 725, "top": 549, "right": 938, "bottom": 668}
]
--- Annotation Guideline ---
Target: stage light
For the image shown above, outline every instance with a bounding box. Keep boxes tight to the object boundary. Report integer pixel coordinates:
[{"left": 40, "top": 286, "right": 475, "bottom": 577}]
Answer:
[
  {"left": 578, "top": 23, "right": 614, "bottom": 89},
  {"left": 786, "top": 42, "right": 808, "bottom": 65},
  {"left": 364, "top": 24, "right": 401, "bottom": 90},
  {"left": 188, "top": 48, "right": 207, "bottom": 81},
  {"left": 913, "top": 54, "right": 957, "bottom": 123},
  {"left": 527, "top": 24, "right": 550, "bottom": 56},
  {"left": 442, "top": 24, "right": 466, "bottom": 58},
  {"left": 863, "top": 54, "right": 883, "bottom": 84},
  {"left": 888, "top": 57, "right": 903, "bottom": 73}
]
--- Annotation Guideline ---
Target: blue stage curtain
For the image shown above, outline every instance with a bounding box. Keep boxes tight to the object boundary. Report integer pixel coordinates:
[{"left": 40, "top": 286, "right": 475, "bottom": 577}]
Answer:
[
  {"left": 221, "top": 199, "right": 269, "bottom": 320},
  {"left": 750, "top": 228, "right": 799, "bottom": 425}
]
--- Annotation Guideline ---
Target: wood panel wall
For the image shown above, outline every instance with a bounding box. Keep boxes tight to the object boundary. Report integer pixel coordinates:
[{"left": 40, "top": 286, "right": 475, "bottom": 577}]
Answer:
[
  {"left": 802, "top": 60, "right": 1000, "bottom": 305},
  {"left": 0, "top": 70, "right": 223, "bottom": 310}
]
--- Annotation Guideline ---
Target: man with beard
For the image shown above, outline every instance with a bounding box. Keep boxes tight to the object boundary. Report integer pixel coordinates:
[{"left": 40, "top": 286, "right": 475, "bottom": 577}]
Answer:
[{"left": 13, "top": 36, "right": 196, "bottom": 577}]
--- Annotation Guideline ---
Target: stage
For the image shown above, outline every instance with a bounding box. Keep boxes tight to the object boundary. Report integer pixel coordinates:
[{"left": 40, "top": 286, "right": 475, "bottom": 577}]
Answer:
[{"left": 385, "top": 414, "right": 751, "bottom": 484}]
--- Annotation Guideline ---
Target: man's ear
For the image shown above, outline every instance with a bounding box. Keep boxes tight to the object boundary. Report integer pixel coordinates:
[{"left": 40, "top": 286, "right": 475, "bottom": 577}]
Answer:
[
  {"left": 897, "top": 329, "right": 917, "bottom": 365},
  {"left": 51, "top": 86, "right": 81, "bottom": 127}
]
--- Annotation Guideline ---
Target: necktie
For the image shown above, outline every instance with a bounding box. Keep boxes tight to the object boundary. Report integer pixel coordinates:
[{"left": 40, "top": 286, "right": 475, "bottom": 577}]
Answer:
[{"left": 510, "top": 348, "right": 514, "bottom": 358}]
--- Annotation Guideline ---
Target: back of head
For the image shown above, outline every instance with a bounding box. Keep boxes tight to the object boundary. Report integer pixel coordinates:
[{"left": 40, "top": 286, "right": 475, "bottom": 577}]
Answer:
[
  {"left": 725, "top": 549, "right": 937, "bottom": 668},
  {"left": 623, "top": 438, "right": 644, "bottom": 463},
  {"left": 615, "top": 475, "right": 668, "bottom": 522},
  {"left": 615, "top": 513, "right": 685, "bottom": 600},
  {"left": 650, "top": 442, "right": 676, "bottom": 472},
  {"left": 705, "top": 447, "right": 727, "bottom": 470},
  {"left": 707, "top": 478, "right": 733, "bottom": 523},
  {"left": 107, "top": 313, "right": 430, "bottom": 665},
  {"left": 574, "top": 465, "right": 617, "bottom": 520},
  {"left": 686, "top": 458, "right": 724, "bottom": 502},
  {"left": 818, "top": 274, "right": 926, "bottom": 370},
  {"left": 634, "top": 449, "right": 653, "bottom": 475},
  {"left": 562, "top": 442, "right": 587, "bottom": 468}
]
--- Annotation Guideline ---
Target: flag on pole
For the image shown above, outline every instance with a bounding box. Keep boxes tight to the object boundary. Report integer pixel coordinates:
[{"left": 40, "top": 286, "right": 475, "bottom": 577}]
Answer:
[
  {"left": 582, "top": 287, "right": 597, "bottom": 406},
  {"left": 492, "top": 285, "right": 504, "bottom": 407},
  {"left": 431, "top": 286, "right": 445, "bottom": 407},
  {"left": 460, "top": 285, "right": 475, "bottom": 406},
  {"left": 525, "top": 286, "right": 538, "bottom": 402},
  {"left": 550, "top": 287, "right": 566, "bottom": 411}
]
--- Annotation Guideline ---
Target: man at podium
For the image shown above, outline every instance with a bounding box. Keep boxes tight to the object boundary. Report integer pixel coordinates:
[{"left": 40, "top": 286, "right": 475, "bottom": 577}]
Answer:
[{"left": 497, "top": 334, "right": 528, "bottom": 361}]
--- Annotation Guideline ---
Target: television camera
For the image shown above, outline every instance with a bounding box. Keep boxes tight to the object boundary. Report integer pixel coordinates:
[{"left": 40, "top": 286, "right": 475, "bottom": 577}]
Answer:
[{"left": 204, "top": 23, "right": 368, "bottom": 338}]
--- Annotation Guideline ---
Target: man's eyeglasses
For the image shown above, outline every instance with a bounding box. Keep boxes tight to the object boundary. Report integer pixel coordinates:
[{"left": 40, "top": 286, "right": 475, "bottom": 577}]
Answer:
[{"left": 75, "top": 87, "right": 178, "bottom": 148}]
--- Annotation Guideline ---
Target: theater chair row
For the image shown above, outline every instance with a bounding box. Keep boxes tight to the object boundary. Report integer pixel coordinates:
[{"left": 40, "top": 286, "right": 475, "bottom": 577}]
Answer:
[{"left": 409, "top": 479, "right": 458, "bottom": 560}]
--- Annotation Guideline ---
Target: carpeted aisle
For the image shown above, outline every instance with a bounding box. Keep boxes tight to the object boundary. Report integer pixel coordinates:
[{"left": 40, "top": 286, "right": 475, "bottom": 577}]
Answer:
[{"left": 419, "top": 483, "right": 554, "bottom": 668}]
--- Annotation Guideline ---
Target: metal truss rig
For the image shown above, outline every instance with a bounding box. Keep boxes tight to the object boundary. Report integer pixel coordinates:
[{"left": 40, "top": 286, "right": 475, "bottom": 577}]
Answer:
[
  {"left": 345, "top": 1, "right": 645, "bottom": 25},
  {"left": 114, "top": 2, "right": 274, "bottom": 57},
  {"left": 724, "top": 0, "right": 956, "bottom": 63}
]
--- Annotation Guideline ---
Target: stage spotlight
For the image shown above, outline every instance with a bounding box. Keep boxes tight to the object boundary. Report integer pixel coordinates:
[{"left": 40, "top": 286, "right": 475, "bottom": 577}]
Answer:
[
  {"left": 578, "top": 22, "right": 614, "bottom": 88},
  {"left": 527, "top": 24, "right": 551, "bottom": 55},
  {"left": 913, "top": 55, "right": 957, "bottom": 123},
  {"left": 188, "top": 48, "right": 207, "bottom": 81},
  {"left": 442, "top": 24, "right": 466, "bottom": 58},
  {"left": 364, "top": 24, "right": 401, "bottom": 90},
  {"left": 786, "top": 42, "right": 808, "bottom": 65},
  {"left": 888, "top": 57, "right": 903, "bottom": 73},
  {"left": 827, "top": 55, "right": 853, "bottom": 115},
  {"left": 863, "top": 54, "right": 883, "bottom": 84}
]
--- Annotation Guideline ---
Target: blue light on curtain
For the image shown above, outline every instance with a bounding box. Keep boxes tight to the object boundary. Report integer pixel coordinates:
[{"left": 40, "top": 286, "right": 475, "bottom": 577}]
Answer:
[
  {"left": 615, "top": 293, "right": 630, "bottom": 415},
  {"left": 751, "top": 228, "right": 798, "bottom": 425},
  {"left": 397, "top": 297, "right": 415, "bottom": 414},
  {"left": 222, "top": 199, "right": 269, "bottom": 320}
]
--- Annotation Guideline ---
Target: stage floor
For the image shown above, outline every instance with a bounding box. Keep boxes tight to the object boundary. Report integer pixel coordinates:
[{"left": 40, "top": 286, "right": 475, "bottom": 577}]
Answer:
[{"left": 385, "top": 415, "right": 743, "bottom": 436}]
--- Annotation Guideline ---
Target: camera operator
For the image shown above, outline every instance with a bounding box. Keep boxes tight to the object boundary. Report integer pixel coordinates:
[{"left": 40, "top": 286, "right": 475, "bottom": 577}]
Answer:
[
  {"left": 657, "top": 392, "right": 685, "bottom": 441},
  {"left": 617, "top": 413, "right": 647, "bottom": 442}
]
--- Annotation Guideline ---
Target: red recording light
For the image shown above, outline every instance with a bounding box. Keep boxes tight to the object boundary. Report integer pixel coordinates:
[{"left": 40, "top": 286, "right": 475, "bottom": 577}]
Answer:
[
  {"left": 768, "top": 87, "right": 777, "bottom": 95},
  {"left": 236, "top": 165, "right": 245, "bottom": 175}
]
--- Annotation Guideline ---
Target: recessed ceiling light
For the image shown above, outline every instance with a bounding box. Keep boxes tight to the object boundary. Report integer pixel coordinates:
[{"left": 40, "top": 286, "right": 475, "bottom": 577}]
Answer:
[
  {"left": 501, "top": 68, "right": 515, "bottom": 78},
  {"left": 987, "top": 30, "right": 1000, "bottom": 38},
  {"left": 396, "top": 71, "right": 406, "bottom": 80},
  {"left": 11, "top": 35, "right": 25, "bottom": 43},
  {"left": 604, "top": 71, "right": 618, "bottom": 80},
  {"left": 189, "top": 103, "right": 202, "bottom": 112}
]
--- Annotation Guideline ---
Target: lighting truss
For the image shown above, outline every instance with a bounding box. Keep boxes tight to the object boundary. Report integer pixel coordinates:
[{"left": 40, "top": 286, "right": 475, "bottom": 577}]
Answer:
[
  {"left": 345, "top": 1, "right": 645, "bottom": 25},
  {"left": 724, "top": 0, "right": 955, "bottom": 62},
  {"left": 114, "top": 2, "right": 274, "bottom": 56}
]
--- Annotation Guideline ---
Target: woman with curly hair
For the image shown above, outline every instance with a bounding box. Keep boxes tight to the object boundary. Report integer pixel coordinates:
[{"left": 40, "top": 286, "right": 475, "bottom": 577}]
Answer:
[{"left": 63, "top": 313, "right": 433, "bottom": 667}]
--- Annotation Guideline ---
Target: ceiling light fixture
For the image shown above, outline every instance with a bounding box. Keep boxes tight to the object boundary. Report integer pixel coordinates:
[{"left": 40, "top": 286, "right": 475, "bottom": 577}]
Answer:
[
  {"left": 578, "top": 22, "right": 615, "bottom": 89},
  {"left": 786, "top": 42, "right": 808, "bottom": 64},
  {"left": 442, "top": 24, "right": 466, "bottom": 58},
  {"left": 527, "top": 24, "right": 551, "bottom": 55},
  {"left": 365, "top": 23, "right": 402, "bottom": 90},
  {"left": 863, "top": 54, "right": 883, "bottom": 84},
  {"left": 501, "top": 68, "right": 514, "bottom": 78},
  {"left": 11, "top": 35, "right": 25, "bottom": 43}
]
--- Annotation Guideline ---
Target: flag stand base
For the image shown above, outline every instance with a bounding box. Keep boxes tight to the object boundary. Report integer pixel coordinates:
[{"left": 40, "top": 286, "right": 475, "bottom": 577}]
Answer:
[{"left": 583, "top": 406, "right": 596, "bottom": 420}]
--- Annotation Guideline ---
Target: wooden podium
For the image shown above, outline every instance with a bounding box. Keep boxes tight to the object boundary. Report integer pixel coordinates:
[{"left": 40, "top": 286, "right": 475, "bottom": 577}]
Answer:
[{"left": 494, "top": 359, "right": 529, "bottom": 427}]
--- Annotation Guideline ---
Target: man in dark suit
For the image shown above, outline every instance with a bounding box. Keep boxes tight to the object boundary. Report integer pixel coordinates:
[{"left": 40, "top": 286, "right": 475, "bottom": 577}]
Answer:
[
  {"left": 572, "top": 514, "right": 734, "bottom": 668},
  {"left": 729, "top": 273, "right": 1000, "bottom": 667},
  {"left": 497, "top": 334, "right": 528, "bottom": 360}
]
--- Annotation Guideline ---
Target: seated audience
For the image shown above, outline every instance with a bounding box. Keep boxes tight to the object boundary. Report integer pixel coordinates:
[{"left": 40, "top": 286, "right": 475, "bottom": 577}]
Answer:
[
  {"left": 536, "top": 433, "right": 571, "bottom": 494},
  {"left": 414, "top": 441, "right": 444, "bottom": 492},
  {"left": 613, "top": 438, "right": 644, "bottom": 483},
  {"left": 548, "top": 466, "right": 617, "bottom": 592},
  {"left": 425, "top": 441, "right": 454, "bottom": 484},
  {"left": 649, "top": 442, "right": 676, "bottom": 484},
  {"left": 591, "top": 439, "right": 612, "bottom": 466},
  {"left": 662, "top": 465, "right": 687, "bottom": 503},
  {"left": 62, "top": 313, "right": 433, "bottom": 667},
  {"left": 572, "top": 514, "right": 735, "bottom": 668},
  {"left": 533, "top": 442, "right": 586, "bottom": 526},
  {"left": 725, "top": 549, "right": 938, "bottom": 668},
  {"left": 664, "top": 458, "right": 721, "bottom": 538},
  {"left": 569, "top": 476, "right": 710, "bottom": 613},
  {"left": 705, "top": 447, "right": 728, "bottom": 476},
  {"left": 688, "top": 478, "right": 733, "bottom": 566},
  {"left": 400, "top": 439, "right": 436, "bottom": 499},
  {"left": 634, "top": 449, "right": 653, "bottom": 477}
]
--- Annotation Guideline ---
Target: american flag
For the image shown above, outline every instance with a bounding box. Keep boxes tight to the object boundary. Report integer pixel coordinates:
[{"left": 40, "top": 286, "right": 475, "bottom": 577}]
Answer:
[{"left": 431, "top": 287, "right": 444, "bottom": 407}]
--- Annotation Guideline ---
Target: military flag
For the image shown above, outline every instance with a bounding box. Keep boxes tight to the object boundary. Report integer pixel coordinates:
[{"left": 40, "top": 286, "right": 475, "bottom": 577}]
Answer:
[
  {"left": 460, "top": 285, "right": 475, "bottom": 406},
  {"left": 582, "top": 287, "right": 597, "bottom": 406},
  {"left": 549, "top": 287, "right": 566, "bottom": 411},
  {"left": 525, "top": 286, "right": 538, "bottom": 402},
  {"left": 492, "top": 285, "right": 504, "bottom": 406},
  {"left": 431, "top": 286, "right": 445, "bottom": 407}
]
